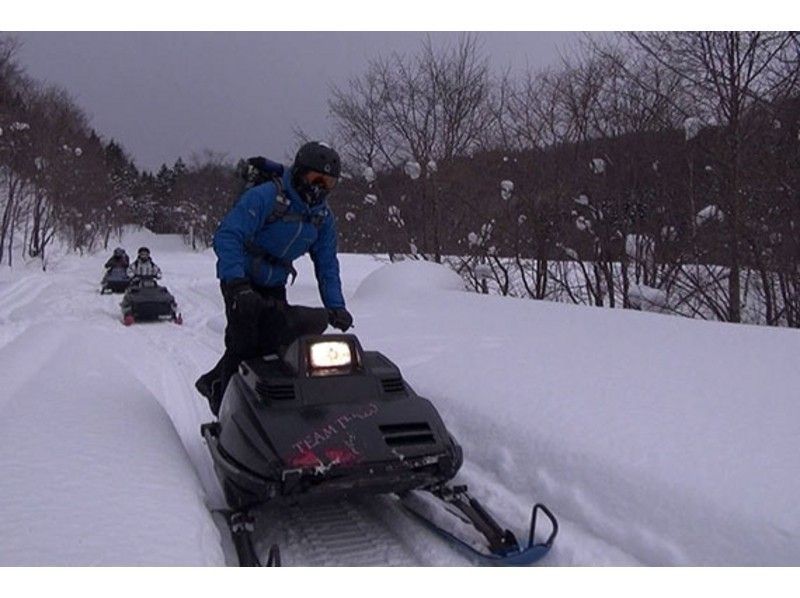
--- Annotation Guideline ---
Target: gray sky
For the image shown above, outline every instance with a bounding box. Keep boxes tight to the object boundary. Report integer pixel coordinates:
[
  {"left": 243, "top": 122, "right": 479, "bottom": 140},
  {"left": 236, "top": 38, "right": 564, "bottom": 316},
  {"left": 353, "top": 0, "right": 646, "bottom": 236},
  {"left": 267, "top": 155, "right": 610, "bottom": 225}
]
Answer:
[{"left": 13, "top": 32, "right": 583, "bottom": 172}]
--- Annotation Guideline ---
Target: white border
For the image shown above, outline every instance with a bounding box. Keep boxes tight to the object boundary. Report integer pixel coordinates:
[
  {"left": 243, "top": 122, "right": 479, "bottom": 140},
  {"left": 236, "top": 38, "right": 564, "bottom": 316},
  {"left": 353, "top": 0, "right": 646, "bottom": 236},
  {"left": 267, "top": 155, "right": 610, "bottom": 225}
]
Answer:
[
  {"left": 3, "top": 567, "right": 800, "bottom": 598},
  {"left": 2, "top": 0, "right": 798, "bottom": 30},
  {"left": 2, "top": 3, "right": 799, "bottom": 591}
]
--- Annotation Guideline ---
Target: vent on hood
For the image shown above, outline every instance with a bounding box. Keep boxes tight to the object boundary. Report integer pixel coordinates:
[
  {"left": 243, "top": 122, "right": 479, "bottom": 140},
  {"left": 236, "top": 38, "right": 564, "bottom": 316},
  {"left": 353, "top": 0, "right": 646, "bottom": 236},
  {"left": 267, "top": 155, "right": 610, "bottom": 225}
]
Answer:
[
  {"left": 380, "top": 422, "right": 435, "bottom": 447},
  {"left": 381, "top": 377, "right": 405, "bottom": 393},
  {"left": 256, "top": 381, "right": 296, "bottom": 401}
]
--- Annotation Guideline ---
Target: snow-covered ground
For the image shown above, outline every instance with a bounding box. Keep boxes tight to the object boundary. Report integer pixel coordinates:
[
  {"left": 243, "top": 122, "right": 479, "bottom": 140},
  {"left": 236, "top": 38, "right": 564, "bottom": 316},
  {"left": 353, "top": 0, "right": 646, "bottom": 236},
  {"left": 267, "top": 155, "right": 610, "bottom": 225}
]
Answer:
[{"left": 0, "top": 228, "right": 798, "bottom": 565}]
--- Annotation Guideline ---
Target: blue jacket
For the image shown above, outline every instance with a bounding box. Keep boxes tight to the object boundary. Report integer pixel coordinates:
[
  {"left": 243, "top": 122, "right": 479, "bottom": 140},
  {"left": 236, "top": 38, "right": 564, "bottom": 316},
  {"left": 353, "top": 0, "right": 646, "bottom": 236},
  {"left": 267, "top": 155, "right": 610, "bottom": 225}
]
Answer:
[{"left": 213, "top": 167, "right": 345, "bottom": 309}]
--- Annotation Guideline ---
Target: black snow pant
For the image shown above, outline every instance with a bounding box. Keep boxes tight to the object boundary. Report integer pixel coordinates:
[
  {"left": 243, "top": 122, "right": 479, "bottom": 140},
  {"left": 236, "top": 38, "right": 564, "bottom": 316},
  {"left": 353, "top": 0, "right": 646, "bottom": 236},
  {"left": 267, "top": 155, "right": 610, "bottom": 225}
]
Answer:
[{"left": 196, "top": 284, "right": 329, "bottom": 416}]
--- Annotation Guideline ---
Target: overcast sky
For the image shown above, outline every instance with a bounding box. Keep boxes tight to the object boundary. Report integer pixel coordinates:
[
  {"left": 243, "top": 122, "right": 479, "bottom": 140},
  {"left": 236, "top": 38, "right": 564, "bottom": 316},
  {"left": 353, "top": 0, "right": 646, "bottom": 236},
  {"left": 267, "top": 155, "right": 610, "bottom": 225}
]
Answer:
[{"left": 13, "top": 32, "right": 584, "bottom": 172}]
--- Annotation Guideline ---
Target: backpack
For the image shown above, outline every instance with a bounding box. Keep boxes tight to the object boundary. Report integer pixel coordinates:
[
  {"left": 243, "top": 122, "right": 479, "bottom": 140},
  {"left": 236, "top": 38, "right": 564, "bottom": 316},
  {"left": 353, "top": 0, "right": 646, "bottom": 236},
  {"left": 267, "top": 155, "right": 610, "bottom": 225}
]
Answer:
[
  {"left": 236, "top": 156, "right": 284, "bottom": 192},
  {"left": 236, "top": 156, "right": 329, "bottom": 228}
]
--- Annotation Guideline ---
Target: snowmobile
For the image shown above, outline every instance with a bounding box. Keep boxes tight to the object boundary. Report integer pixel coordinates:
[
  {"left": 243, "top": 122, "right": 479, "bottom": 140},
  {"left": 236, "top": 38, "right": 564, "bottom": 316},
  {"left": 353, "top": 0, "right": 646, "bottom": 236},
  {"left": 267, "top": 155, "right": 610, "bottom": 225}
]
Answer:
[
  {"left": 100, "top": 266, "right": 132, "bottom": 294},
  {"left": 120, "top": 275, "right": 182, "bottom": 326},
  {"left": 201, "top": 333, "right": 557, "bottom": 566}
]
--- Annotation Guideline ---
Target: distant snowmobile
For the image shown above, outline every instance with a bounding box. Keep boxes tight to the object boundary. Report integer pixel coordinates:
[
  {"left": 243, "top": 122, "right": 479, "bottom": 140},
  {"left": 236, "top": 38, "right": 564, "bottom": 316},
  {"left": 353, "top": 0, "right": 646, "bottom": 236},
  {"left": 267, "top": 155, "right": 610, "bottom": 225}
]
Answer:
[
  {"left": 100, "top": 266, "right": 132, "bottom": 294},
  {"left": 120, "top": 275, "right": 182, "bottom": 326},
  {"left": 201, "top": 333, "right": 557, "bottom": 566}
]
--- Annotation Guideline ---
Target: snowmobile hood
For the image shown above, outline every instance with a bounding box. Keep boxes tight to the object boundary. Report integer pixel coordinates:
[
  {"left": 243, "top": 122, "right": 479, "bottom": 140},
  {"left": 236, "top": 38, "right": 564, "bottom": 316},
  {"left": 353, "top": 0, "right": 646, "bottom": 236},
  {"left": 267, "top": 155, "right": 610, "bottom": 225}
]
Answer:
[{"left": 210, "top": 334, "right": 462, "bottom": 507}]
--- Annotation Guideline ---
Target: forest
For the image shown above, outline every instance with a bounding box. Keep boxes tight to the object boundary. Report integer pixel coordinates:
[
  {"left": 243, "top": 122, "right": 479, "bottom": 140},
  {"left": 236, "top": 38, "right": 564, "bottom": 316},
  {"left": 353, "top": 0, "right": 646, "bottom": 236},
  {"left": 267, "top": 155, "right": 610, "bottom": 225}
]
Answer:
[{"left": 2, "top": 33, "right": 799, "bottom": 326}]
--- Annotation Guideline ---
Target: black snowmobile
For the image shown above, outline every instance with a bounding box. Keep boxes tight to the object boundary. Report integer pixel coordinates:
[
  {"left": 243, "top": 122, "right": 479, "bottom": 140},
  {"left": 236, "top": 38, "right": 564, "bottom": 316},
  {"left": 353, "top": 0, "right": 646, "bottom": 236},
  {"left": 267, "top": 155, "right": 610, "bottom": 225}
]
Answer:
[
  {"left": 100, "top": 266, "right": 132, "bottom": 294},
  {"left": 120, "top": 275, "right": 182, "bottom": 326},
  {"left": 201, "top": 333, "right": 557, "bottom": 566}
]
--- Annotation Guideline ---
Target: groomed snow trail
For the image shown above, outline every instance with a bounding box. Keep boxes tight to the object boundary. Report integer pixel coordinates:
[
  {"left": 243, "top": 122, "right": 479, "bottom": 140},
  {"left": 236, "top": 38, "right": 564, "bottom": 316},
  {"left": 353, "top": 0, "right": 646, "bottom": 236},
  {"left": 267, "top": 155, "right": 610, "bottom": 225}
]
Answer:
[
  {"left": 0, "top": 239, "right": 478, "bottom": 566},
  {"left": 0, "top": 320, "right": 223, "bottom": 565},
  {"left": 3, "top": 231, "right": 798, "bottom": 565}
]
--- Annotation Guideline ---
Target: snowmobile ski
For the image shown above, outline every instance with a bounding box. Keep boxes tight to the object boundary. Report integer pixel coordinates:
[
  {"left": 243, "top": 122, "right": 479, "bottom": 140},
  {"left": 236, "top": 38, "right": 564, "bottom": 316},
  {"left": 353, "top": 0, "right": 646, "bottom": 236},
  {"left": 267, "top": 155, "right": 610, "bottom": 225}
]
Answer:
[
  {"left": 400, "top": 485, "right": 557, "bottom": 566},
  {"left": 218, "top": 509, "right": 281, "bottom": 567}
]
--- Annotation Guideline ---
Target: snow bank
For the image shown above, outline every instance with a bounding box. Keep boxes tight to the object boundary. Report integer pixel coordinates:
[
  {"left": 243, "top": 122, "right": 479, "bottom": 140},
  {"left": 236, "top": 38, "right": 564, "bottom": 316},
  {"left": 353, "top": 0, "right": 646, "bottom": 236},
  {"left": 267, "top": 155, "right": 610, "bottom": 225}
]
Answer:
[
  {"left": 628, "top": 283, "right": 669, "bottom": 312},
  {"left": 107, "top": 226, "right": 188, "bottom": 254},
  {"left": 0, "top": 322, "right": 224, "bottom": 565},
  {"left": 353, "top": 260, "right": 465, "bottom": 300},
  {"left": 349, "top": 285, "right": 800, "bottom": 565}
]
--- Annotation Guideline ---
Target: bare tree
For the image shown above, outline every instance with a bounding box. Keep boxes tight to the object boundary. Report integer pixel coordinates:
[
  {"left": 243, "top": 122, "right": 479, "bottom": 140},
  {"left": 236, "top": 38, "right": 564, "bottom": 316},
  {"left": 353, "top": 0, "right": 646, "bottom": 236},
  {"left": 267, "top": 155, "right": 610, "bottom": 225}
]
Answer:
[
  {"left": 330, "top": 71, "right": 397, "bottom": 170},
  {"left": 628, "top": 31, "right": 800, "bottom": 322},
  {"left": 329, "top": 33, "right": 492, "bottom": 263}
]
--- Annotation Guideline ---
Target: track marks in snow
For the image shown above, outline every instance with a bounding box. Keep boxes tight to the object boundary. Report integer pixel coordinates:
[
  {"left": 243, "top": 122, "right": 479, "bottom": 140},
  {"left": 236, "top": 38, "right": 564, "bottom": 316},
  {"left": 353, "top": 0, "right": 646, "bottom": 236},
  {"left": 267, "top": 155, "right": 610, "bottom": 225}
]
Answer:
[
  {"left": 251, "top": 496, "right": 469, "bottom": 566},
  {"left": 0, "top": 275, "right": 53, "bottom": 326},
  {"left": 0, "top": 322, "right": 224, "bottom": 565},
  {"left": 118, "top": 319, "right": 227, "bottom": 508},
  {"left": 0, "top": 324, "right": 78, "bottom": 409}
]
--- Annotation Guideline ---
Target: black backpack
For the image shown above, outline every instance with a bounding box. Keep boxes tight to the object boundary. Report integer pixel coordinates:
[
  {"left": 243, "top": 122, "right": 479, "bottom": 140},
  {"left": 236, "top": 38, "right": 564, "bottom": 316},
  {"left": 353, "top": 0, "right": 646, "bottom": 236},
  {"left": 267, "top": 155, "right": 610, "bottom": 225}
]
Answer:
[
  {"left": 236, "top": 156, "right": 284, "bottom": 192},
  {"left": 236, "top": 156, "right": 328, "bottom": 228}
]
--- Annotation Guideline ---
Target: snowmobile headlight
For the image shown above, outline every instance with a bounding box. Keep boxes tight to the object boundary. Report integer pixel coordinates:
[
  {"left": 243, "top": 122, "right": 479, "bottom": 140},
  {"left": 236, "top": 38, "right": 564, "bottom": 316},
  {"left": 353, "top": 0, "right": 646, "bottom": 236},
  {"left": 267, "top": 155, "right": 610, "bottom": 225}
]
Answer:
[{"left": 309, "top": 341, "right": 352, "bottom": 369}]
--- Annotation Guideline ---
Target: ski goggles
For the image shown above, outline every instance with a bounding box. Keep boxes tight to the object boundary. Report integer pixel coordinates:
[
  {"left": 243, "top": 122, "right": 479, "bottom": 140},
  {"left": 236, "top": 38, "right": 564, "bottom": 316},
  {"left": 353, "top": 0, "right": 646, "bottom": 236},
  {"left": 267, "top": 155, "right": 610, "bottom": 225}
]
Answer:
[{"left": 308, "top": 172, "right": 338, "bottom": 192}]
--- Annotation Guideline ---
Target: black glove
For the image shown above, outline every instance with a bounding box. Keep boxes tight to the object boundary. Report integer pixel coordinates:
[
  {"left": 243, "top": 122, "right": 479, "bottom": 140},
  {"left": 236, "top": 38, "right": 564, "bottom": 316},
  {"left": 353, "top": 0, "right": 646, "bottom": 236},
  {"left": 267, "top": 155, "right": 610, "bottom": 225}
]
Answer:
[
  {"left": 224, "top": 279, "right": 265, "bottom": 323},
  {"left": 328, "top": 308, "right": 353, "bottom": 332}
]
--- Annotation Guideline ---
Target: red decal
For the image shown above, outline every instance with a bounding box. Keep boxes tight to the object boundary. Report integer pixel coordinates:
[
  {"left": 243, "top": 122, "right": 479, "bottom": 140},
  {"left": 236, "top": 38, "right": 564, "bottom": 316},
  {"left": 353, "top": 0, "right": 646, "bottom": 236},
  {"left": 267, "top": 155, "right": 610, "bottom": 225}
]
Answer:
[
  {"left": 289, "top": 450, "right": 320, "bottom": 468},
  {"left": 324, "top": 446, "right": 360, "bottom": 466}
]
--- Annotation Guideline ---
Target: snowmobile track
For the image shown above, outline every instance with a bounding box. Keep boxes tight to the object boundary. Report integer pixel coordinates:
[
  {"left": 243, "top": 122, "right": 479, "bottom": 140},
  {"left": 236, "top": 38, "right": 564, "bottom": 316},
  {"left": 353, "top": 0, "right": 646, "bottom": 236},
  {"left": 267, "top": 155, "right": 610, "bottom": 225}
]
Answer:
[{"left": 251, "top": 499, "right": 425, "bottom": 566}]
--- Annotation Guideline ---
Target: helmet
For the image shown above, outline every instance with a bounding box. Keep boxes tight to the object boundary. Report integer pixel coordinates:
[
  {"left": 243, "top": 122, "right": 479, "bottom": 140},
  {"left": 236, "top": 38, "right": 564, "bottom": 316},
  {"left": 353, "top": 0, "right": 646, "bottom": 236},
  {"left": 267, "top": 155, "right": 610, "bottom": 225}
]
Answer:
[
  {"left": 113, "top": 247, "right": 125, "bottom": 257},
  {"left": 293, "top": 141, "right": 341, "bottom": 178},
  {"left": 137, "top": 247, "right": 150, "bottom": 257}
]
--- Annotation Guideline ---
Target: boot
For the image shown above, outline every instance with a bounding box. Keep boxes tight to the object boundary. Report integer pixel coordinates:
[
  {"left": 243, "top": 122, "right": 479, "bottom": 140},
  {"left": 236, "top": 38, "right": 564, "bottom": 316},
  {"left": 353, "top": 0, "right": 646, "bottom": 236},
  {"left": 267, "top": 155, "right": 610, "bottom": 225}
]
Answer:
[{"left": 195, "top": 369, "right": 223, "bottom": 416}]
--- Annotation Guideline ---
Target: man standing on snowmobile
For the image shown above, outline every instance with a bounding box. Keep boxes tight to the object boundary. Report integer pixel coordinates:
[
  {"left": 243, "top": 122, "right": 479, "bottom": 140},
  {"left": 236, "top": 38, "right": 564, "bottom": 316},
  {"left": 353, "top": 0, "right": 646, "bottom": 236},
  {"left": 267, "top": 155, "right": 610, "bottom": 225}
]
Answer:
[
  {"left": 104, "top": 247, "right": 130, "bottom": 270},
  {"left": 127, "top": 247, "right": 162, "bottom": 279},
  {"left": 195, "top": 141, "right": 354, "bottom": 416}
]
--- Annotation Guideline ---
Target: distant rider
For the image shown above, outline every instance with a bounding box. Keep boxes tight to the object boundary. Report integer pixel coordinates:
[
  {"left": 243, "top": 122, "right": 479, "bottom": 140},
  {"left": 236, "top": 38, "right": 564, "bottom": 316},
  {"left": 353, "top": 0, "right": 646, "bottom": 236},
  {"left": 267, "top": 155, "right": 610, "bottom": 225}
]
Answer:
[
  {"left": 128, "top": 247, "right": 162, "bottom": 280},
  {"left": 195, "top": 141, "right": 354, "bottom": 416},
  {"left": 104, "top": 247, "right": 130, "bottom": 270}
]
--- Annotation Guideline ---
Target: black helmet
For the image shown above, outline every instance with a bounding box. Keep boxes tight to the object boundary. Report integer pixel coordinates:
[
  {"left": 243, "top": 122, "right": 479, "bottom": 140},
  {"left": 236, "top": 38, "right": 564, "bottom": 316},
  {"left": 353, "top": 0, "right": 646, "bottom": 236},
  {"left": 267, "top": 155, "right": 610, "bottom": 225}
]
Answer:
[
  {"left": 293, "top": 141, "right": 341, "bottom": 178},
  {"left": 137, "top": 247, "right": 150, "bottom": 256},
  {"left": 113, "top": 247, "right": 125, "bottom": 257}
]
